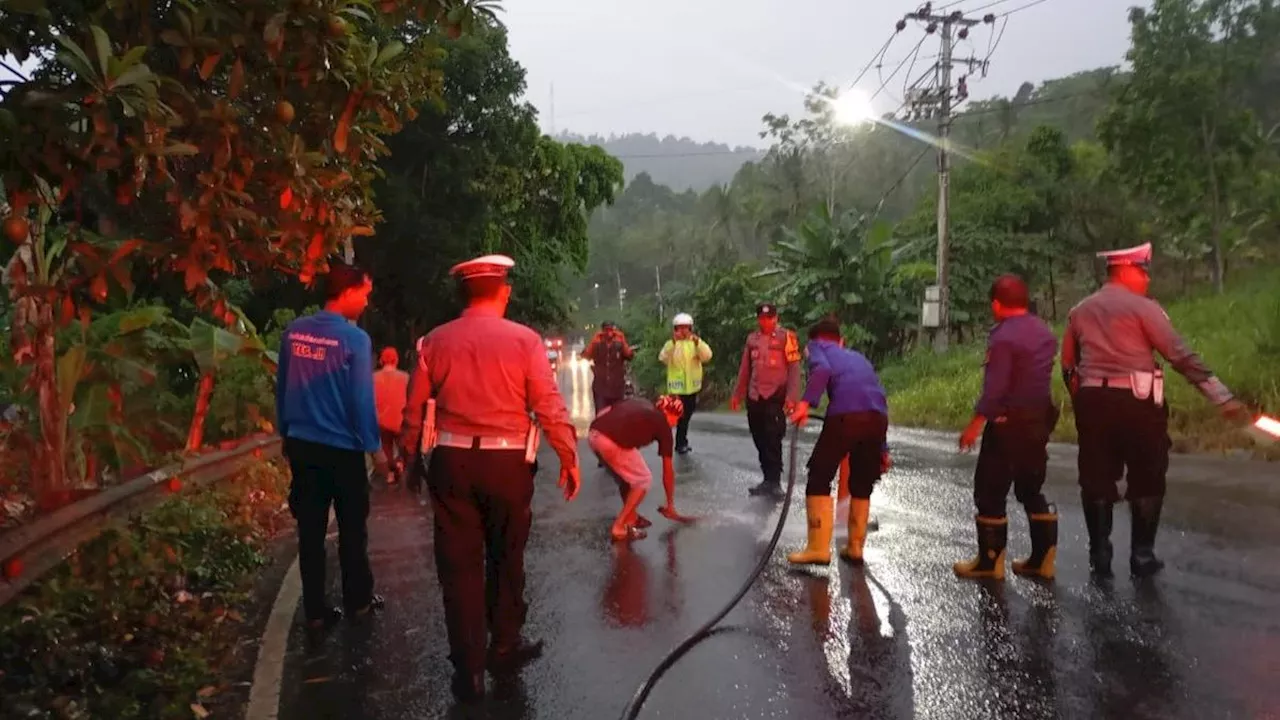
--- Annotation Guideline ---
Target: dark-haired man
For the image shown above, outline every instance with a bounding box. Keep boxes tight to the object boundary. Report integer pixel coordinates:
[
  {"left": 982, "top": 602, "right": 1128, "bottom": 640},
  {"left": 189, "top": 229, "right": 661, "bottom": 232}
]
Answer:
[
  {"left": 954, "top": 274, "right": 1059, "bottom": 580},
  {"left": 401, "top": 254, "right": 580, "bottom": 703},
  {"left": 1062, "top": 242, "right": 1247, "bottom": 578},
  {"left": 276, "top": 263, "right": 385, "bottom": 633},
  {"left": 786, "top": 317, "right": 890, "bottom": 567}
]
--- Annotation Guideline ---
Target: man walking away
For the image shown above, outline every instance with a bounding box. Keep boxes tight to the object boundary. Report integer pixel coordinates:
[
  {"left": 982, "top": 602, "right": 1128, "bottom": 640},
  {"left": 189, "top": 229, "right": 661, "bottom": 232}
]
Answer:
[
  {"left": 582, "top": 321, "right": 634, "bottom": 415},
  {"left": 401, "top": 254, "right": 581, "bottom": 703},
  {"left": 658, "top": 313, "right": 713, "bottom": 454},
  {"left": 373, "top": 346, "right": 409, "bottom": 484},
  {"left": 589, "top": 395, "right": 695, "bottom": 541},
  {"left": 953, "top": 275, "right": 1060, "bottom": 580},
  {"left": 276, "top": 263, "right": 386, "bottom": 633}
]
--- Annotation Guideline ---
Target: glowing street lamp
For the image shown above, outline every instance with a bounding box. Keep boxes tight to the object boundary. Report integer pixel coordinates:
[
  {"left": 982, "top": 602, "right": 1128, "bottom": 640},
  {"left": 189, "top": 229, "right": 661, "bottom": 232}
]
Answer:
[{"left": 833, "top": 88, "right": 876, "bottom": 127}]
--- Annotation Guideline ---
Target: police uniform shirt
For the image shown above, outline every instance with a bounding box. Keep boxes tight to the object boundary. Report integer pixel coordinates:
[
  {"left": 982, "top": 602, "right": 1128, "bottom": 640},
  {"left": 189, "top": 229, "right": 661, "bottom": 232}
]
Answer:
[
  {"left": 975, "top": 314, "right": 1057, "bottom": 420},
  {"left": 1062, "top": 284, "right": 1233, "bottom": 405},
  {"left": 400, "top": 306, "right": 579, "bottom": 468},
  {"left": 734, "top": 327, "right": 802, "bottom": 402}
]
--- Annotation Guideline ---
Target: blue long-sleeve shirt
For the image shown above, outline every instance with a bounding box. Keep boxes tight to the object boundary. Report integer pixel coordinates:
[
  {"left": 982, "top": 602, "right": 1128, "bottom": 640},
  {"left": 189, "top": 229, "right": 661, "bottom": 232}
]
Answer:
[
  {"left": 801, "top": 340, "right": 888, "bottom": 417},
  {"left": 275, "top": 311, "right": 381, "bottom": 453},
  {"left": 975, "top": 313, "right": 1057, "bottom": 420}
]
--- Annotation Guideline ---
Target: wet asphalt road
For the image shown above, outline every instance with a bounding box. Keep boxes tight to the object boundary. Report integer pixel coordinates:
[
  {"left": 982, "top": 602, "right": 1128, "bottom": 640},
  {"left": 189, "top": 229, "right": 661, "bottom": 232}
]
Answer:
[{"left": 274, "top": 364, "right": 1280, "bottom": 720}]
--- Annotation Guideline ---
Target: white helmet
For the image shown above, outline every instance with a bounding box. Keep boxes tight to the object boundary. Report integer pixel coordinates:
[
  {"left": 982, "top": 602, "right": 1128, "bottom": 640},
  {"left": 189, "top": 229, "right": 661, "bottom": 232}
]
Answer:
[{"left": 672, "top": 312, "right": 693, "bottom": 327}]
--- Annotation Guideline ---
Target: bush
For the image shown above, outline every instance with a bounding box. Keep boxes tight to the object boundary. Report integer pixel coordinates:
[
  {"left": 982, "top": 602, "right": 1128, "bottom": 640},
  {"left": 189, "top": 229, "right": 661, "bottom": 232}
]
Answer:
[
  {"left": 879, "top": 270, "right": 1280, "bottom": 458},
  {"left": 0, "top": 460, "right": 292, "bottom": 719}
]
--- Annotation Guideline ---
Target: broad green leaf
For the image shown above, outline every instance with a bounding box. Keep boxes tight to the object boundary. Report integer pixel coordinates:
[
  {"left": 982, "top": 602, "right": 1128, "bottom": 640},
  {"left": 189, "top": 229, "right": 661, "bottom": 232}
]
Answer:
[
  {"left": 189, "top": 318, "right": 245, "bottom": 373},
  {"left": 90, "top": 25, "right": 111, "bottom": 77},
  {"left": 57, "top": 344, "right": 88, "bottom": 413},
  {"left": 111, "top": 64, "right": 154, "bottom": 90},
  {"left": 375, "top": 41, "right": 404, "bottom": 67}
]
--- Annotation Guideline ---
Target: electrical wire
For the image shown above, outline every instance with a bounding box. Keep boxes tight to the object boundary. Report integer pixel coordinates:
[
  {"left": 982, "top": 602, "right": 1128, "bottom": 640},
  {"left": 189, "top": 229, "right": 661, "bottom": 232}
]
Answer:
[
  {"left": 872, "top": 35, "right": 929, "bottom": 104},
  {"left": 618, "top": 423, "right": 804, "bottom": 720},
  {"left": 871, "top": 148, "right": 932, "bottom": 220},
  {"left": 848, "top": 35, "right": 898, "bottom": 92},
  {"left": 996, "top": 0, "right": 1053, "bottom": 17}
]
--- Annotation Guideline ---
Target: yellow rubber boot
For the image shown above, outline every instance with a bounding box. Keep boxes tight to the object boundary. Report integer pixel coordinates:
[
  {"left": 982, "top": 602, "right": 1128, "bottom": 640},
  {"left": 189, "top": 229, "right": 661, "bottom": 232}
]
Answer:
[
  {"left": 953, "top": 515, "right": 1007, "bottom": 579},
  {"left": 1011, "top": 510, "right": 1058, "bottom": 579},
  {"left": 787, "top": 496, "right": 834, "bottom": 565},
  {"left": 840, "top": 498, "right": 871, "bottom": 565}
]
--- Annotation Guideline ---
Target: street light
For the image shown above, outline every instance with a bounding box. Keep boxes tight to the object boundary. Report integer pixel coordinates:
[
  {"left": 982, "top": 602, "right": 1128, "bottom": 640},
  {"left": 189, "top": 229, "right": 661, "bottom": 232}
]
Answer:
[
  {"left": 593, "top": 282, "right": 600, "bottom": 309},
  {"left": 832, "top": 88, "right": 876, "bottom": 127}
]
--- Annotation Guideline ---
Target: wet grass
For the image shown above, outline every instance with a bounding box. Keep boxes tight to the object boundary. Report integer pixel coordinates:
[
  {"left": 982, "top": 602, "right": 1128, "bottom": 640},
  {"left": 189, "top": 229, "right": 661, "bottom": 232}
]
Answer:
[{"left": 879, "top": 270, "right": 1280, "bottom": 459}]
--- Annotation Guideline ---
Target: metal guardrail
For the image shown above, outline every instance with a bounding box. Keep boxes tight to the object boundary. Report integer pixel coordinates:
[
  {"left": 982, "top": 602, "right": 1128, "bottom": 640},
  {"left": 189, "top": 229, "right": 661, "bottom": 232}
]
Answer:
[{"left": 0, "top": 434, "right": 282, "bottom": 608}]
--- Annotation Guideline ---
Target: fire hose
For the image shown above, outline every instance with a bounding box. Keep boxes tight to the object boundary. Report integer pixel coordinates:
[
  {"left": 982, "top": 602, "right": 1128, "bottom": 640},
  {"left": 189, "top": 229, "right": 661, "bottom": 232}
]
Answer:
[{"left": 618, "top": 419, "right": 810, "bottom": 720}]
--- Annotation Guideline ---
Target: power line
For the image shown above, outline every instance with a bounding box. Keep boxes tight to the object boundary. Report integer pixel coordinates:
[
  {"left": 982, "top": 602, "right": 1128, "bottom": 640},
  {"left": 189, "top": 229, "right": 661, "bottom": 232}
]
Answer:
[
  {"left": 871, "top": 147, "right": 932, "bottom": 220},
  {"left": 873, "top": 35, "right": 928, "bottom": 104},
  {"left": 997, "top": 0, "right": 1053, "bottom": 17},
  {"left": 848, "top": 35, "right": 898, "bottom": 91}
]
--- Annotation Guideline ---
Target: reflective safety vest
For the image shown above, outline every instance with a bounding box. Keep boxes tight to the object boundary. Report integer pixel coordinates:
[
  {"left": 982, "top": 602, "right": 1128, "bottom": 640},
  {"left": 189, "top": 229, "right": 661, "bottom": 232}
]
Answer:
[{"left": 659, "top": 338, "right": 713, "bottom": 395}]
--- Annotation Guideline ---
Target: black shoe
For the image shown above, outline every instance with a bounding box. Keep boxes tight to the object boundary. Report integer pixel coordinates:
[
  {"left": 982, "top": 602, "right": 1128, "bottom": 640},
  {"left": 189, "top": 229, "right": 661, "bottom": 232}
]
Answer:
[
  {"left": 748, "top": 481, "right": 783, "bottom": 497},
  {"left": 305, "top": 606, "right": 343, "bottom": 631},
  {"left": 676, "top": 445, "right": 691, "bottom": 455},
  {"left": 451, "top": 671, "right": 485, "bottom": 703},
  {"left": 1129, "top": 496, "right": 1166, "bottom": 578},
  {"left": 349, "top": 594, "right": 385, "bottom": 619},
  {"left": 1082, "top": 497, "right": 1114, "bottom": 578},
  {"left": 488, "top": 638, "right": 544, "bottom": 672}
]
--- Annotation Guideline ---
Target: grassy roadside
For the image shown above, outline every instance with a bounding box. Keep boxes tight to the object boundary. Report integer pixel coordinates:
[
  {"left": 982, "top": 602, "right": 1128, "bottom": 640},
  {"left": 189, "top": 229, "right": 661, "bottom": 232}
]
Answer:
[
  {"left": 879, "top": 270, "right": 1280, "bottom": 460},
  {"left": 0, "top": 460, "right": 293, "bottom": 719}
]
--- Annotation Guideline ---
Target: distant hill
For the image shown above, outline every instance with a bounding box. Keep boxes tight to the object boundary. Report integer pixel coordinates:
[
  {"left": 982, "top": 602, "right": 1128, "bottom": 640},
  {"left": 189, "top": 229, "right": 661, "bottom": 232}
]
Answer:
[{"left": 554, "top": 132, "right": 764, "bottom": 192}]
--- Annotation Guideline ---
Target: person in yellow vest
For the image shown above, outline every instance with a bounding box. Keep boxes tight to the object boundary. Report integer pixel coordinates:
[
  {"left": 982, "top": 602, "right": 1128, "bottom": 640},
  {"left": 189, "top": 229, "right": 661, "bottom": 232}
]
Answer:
[{"left": 658, "top": 312, "right": 713, "bottom": 454}]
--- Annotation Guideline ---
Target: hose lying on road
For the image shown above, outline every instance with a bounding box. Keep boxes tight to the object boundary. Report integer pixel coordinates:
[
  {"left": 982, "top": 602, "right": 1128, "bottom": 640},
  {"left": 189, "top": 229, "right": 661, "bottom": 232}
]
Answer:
[{"left": 618, "top": 420, "right": 809, "bottom": 720}]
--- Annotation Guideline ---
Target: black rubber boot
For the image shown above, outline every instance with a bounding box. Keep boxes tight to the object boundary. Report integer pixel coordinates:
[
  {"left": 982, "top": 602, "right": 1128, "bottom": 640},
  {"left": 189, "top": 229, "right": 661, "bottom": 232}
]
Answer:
[
  {"left": 1011, "top": 506, "right": 1058, "bottom": 579},
  {"left": 953, "top": 515, "right": 1008, "bottom": 579},
  {"left": 451, "top": 671, "right": 485, "bottom": 703},
  {"left": 748, "top": 478, "right": 784, "bottom": 498},
  {"left": 1082, "top": 497, "right": 1114, "bottom": 578},
  {"left": 1129, "top": 496, "right": 1166, "bottom": 578}
]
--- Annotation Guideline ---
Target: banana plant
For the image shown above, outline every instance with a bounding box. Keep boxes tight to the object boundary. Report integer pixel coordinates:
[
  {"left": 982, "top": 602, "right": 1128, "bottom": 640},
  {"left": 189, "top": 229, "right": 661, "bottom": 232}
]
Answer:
[{"left": 184, "top": 308, "right": 277, "bottom": 452}]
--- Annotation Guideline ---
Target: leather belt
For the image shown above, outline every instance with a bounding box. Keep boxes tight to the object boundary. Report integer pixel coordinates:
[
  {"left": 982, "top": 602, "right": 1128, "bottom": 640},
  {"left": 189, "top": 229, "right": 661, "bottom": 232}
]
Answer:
[
  {"left": 436, "top": 431, "right": 526, "bottom": 450},
  {"left": 1080, "top": 376, "right": 1133, "bottom": 389}
]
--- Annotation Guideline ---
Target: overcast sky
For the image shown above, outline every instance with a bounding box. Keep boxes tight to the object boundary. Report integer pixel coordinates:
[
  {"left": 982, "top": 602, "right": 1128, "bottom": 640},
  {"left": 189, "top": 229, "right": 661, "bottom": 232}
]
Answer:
[{"left": 505, "top": 0, "right": 1144, "bottom": 147}]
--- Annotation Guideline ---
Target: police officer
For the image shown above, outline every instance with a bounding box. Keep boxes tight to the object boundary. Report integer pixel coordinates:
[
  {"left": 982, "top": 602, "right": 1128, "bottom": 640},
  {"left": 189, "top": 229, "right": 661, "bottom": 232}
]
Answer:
[
  {"left": 1062, "top": 242, "right": 1248, "bottom": 578},
  {"left": 786, "top": 317, "right": 891, "bottom": 566},
  {"left": 400, "top": 254, "right": 581, "bottom": 703},
  {"left": 953, "top": 275, "right": 1060, "bottom": 580},
  {"left": 730, "top": 302, "right": 801, "bottom": 498},
  {"left": 582, "top": 320, "right": 634, "bottom": 414}
]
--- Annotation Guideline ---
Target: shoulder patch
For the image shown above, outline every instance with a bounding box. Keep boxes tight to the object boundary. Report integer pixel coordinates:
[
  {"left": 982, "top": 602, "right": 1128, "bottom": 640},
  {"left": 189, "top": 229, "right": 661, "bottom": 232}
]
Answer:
[{"left": 784, "top": 330, "right": 801, "bottom": 363}]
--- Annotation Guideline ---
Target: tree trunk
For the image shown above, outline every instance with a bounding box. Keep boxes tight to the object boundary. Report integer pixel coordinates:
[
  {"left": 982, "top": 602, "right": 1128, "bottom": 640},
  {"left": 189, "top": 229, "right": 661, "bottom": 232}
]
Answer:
[
  {"left": 1209, "top": 222, "right": 1225, "bottom": 294},
  {"left": 186, "top": 373, "right": 216, "bottom": 451},
  {"left": 32, "top": 299, "right": 68, "bottom": 510},
  {"left": 1048, "top": 260, "right": 1058, "bottom": 322}
]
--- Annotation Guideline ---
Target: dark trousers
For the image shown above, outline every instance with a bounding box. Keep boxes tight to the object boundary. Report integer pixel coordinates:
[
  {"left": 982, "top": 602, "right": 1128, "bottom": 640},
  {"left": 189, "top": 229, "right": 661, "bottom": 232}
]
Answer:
[
  {"left": 746, "top": 393, "right": 786, "bottom": 485},
  {"left": 675, "top": 392, "right": 699, "bottom": 449},
  {"left": 427, "top": 447, "right": 536, "bottom": 675},
  {"left": 973, "top": 406, "right": 1057, "bottom": 517},
  {"left": 805, "top": 411, "right": 888, "bottom": 498},
  {"left": 285, "top": 437, "right": 375, "bottom": 620},
  {"left": 592, "top": 386, "right": 624, "bottom": 415},
  {"left": 1073, "top": 387, "right": 1171, "bottom": 502}
]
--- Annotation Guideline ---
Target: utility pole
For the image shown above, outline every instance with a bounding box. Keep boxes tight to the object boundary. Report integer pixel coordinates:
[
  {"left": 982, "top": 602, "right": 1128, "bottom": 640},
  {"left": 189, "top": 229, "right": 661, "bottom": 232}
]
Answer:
[
  {"left": 616, "top": 268, "right": 625, "bottom": 312},
  {"left": 899, "top": 4, "right": 992, "bottom": 353},
  {"left": 655, "top": 265, "right": 664, "bottom": 322}
]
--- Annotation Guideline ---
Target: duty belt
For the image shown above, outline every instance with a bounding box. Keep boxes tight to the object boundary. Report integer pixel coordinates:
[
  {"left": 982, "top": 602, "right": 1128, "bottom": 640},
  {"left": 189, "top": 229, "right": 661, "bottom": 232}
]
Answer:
[
  {"left": 1080, "top": 376, "right": 1133, "bottom": 389},
  {"left": 436, "top": 431, "right": 527, "bottom": 450}
]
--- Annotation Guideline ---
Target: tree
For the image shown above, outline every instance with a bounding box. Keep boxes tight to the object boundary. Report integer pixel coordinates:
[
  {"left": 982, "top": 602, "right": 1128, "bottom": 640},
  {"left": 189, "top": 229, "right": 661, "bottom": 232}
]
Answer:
[
  {"left": 1099, "top": 0, "right": 1278, "bottom": 293},
  {"left": 361, "top": 23, "right": 622, "bottom": 347},
  {"left": 0, "top": 0, "right": 495, "bottom": 506},
  {"left": 759, "top": 206, "right": 930, "bottom": 360}
]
